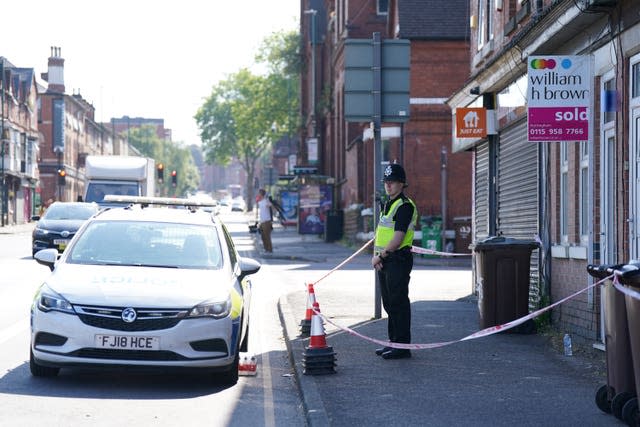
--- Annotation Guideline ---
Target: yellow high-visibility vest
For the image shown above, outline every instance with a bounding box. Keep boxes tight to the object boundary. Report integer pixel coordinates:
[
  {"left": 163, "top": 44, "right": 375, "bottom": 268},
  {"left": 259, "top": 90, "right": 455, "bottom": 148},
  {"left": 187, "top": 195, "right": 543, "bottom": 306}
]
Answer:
[{"left": 374, "top": 196, "right": 418, "bottom": 253}]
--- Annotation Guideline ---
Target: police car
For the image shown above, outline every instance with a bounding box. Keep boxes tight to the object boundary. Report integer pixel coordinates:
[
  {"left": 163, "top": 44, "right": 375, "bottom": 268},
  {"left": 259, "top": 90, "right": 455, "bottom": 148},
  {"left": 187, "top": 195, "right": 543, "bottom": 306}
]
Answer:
[{"left": 30, "top": 196, "right": 260, "bottom": 385}]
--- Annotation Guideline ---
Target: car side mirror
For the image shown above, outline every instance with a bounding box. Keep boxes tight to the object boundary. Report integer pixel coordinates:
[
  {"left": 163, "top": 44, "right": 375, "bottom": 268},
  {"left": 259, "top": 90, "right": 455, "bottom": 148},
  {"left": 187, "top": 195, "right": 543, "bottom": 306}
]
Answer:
[
  {"left": 238, "top": 256, "right": 261, "bottom": 280},
  {"left": 34, "top": 248, "right": 59, "bottom": 271}
]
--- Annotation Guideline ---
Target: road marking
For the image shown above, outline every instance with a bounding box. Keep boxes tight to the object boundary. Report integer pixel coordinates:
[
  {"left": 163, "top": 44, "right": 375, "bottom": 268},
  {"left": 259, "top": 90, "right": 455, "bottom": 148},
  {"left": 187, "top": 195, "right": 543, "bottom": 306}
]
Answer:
[
  {"left": 0, "top": 319, "right": 29, "bottom": 346},
  {"left": 258, "top": 290, "right": 276, "bottom": 427},
  {"left": 261, "top": 343, "right": 275, "bottom": 427}
]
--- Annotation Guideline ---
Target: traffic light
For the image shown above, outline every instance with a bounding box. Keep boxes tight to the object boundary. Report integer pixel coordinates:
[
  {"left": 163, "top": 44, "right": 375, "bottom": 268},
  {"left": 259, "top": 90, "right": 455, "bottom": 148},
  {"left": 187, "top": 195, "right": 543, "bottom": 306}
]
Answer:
[
  {"left": 157, "top": 163, "right": 164, "bottom": 183},
  {"left": 57, "top": 168, "right": 66, "bottom": 186},
  {"left": 171, "top": 170, "right": 177, "bottom": 187}
]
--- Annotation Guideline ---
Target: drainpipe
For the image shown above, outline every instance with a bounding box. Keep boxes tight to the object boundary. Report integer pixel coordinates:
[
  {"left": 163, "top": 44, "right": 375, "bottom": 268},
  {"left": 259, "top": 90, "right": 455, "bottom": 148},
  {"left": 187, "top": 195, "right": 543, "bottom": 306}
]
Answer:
[
  {"left": 441, "top": 146, "right": 447, "bottom": 251},
  {"left": 484, "top": 92, "right": 497, "bottom": 236}
]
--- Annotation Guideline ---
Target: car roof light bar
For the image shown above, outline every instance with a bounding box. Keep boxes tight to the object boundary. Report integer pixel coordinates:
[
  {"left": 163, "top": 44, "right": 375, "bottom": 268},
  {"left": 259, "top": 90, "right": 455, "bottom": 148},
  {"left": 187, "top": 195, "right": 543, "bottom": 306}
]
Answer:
[{"left": 103, "top": 195, "right": 220, "bottom": 209}]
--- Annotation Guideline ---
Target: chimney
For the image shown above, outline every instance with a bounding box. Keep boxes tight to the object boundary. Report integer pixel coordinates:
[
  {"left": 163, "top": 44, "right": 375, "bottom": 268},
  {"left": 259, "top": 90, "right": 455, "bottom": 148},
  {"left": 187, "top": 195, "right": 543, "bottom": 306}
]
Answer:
[{"left": 46, "top": 46, "right": 65, "bottom": 93}]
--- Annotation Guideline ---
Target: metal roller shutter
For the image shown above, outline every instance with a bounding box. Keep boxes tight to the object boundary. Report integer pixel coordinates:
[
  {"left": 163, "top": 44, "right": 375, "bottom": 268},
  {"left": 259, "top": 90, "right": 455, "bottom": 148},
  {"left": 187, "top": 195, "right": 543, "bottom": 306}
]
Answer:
[
  {"left": 497, "top": 120, "right": 540, "bottom": 310},
  {"left": 474, "top": 142, "right": 490, "bottom": 242}
]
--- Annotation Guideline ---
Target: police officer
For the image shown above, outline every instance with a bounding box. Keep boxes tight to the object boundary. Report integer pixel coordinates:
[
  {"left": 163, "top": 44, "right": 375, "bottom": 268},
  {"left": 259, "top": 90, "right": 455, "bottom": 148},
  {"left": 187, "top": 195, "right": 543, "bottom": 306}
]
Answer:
[{"left": 371, "top": 164, "right": 418, "bottom": 359}]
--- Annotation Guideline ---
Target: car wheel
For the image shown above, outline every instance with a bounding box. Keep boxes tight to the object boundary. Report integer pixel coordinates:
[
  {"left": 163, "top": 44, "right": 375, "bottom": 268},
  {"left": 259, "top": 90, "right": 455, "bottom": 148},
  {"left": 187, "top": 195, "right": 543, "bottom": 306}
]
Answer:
[
  {"left": 30, "top": 349, "right": 59, "bottom": 377},
  {"left": 217, "top": 351, "right": 239, "bottom": 386}
]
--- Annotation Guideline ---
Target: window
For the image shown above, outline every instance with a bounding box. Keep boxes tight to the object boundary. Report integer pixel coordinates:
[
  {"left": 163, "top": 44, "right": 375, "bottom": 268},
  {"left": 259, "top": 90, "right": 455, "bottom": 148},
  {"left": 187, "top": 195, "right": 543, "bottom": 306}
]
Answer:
[
  {"left": 377, "top": 0, "right": 388, "bottom": 15},
  {"left": 560, "top": 142, "right": 568, "bottom": 243},
  {"left": 579, "top": 140, "right": 589, "bottom": 245},
  {"left": 633, "top": 62, "right": 640, "bottom": 98},
  {"left": 222, "top": 224, "right": 237, "bottom": 266},
  {"left": 336, "top": 0, "right": 346, "bottom": 37},
  {"left": 600, "top": 71, "right": 616, "bottom": 262},
  {"left": 477, "top": 0, "right": 494, "bottom": 50}
]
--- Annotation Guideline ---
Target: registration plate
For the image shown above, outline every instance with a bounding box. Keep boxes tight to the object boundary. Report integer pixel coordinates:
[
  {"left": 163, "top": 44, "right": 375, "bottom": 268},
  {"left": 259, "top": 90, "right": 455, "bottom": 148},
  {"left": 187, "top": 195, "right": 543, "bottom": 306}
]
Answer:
[
  {"left": 53, "top": 239, "right": 69, "bottom": 249},
  {"left": 95, "top": 335, "right": 159, "bottom": 350}
]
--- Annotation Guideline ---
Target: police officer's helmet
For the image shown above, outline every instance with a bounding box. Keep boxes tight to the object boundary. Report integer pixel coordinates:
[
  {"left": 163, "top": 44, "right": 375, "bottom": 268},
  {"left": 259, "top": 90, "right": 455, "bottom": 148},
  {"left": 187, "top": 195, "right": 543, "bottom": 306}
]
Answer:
[{"left": 383, "top": 164, "right": 407, "bottom": 184}]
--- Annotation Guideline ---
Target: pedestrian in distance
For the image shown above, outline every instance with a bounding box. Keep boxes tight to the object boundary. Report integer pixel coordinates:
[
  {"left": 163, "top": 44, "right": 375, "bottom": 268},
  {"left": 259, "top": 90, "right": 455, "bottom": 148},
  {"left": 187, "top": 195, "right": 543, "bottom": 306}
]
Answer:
[
  {"left": 40, "top": 198, "right": 54, "bottom": 216},
  {"left": 371, "top": 163, "right": 418, "bottom": 360},
  {"left": 257, "top": 188, "right": 273, "bottom": 253}
]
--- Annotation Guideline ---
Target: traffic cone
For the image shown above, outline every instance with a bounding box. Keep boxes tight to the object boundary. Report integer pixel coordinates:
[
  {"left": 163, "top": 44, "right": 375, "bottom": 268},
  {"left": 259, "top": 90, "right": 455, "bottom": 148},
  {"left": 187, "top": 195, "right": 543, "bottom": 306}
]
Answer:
[
  {"left": 302, "top": 301, "right": 336, "bottom": 375},
  {"left": 299, "top": 283, "right": 316, "bottom": 336}
]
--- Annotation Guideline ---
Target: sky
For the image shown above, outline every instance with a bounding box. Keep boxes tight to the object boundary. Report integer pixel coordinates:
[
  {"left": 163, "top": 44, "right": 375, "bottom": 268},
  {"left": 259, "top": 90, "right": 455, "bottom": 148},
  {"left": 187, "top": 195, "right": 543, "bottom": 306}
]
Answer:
[{"left": 2, "top": 0, "right": 299, "bottom": 145}]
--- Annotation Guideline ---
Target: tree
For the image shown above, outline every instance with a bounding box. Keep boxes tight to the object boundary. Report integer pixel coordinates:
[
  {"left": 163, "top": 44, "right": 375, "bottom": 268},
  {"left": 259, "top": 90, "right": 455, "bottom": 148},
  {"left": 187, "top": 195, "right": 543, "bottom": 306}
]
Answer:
[
  {"left": 127, "top": 125, "right": 199, "bottom": 197},
  {"left": 195, "top": 29, "right": 300, "bottom": 210}
]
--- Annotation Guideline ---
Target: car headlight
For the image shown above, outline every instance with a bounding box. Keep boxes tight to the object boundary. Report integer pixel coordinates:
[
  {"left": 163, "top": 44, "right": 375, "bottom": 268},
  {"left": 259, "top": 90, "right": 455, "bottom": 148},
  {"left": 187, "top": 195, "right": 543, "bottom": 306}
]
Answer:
[
  {"left": 188, "top": 297, "right": 231, "bottom": 319},
  {"left": 33, "top": 227, "right": 49, "bottom": 237},
  {"left": 35, "top": 285, "right": 75, "bottom": 314}
]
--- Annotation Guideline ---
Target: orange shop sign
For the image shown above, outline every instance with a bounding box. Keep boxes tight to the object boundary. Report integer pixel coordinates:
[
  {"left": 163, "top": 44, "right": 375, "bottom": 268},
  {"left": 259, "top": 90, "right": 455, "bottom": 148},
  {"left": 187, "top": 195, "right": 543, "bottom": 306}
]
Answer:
[{"left": 456, "top": 107, "right": 487, "bottom": 138}]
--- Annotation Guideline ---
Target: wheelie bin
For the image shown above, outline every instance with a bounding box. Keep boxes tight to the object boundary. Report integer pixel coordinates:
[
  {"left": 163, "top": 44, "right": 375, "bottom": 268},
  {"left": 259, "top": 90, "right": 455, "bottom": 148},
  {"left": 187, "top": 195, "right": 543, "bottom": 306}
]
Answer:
[
  {"left": 614, "top": 264, "right": 640, "bottom": 426},
  {"left": 471, "top": 236, "right": 538, "bottom": 333},
  {"left": 421, "top": 217, "right": 441, "bottom": 258},
  {"left": 587, "top": 263, "right": 636, "bottom": 421}
]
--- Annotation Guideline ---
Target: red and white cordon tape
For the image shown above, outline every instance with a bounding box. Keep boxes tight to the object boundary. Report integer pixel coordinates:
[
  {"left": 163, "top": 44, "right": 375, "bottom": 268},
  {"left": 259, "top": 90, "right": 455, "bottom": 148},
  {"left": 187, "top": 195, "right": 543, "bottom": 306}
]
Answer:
[
  {"left": 313, "top": 275, "right": 613, "bottom": 350},
  {"left": 312, "top": 238, "right": 374, "bottom": 286},
  {"left": 306, "top": 237, "right": 640, "bottom": 350},
  {"left": 613, "top": 274, "right": 640, "bottom": 301},
  {"left": 312, "top": 239, "right": 470, "bottom": 287},
  {"left": 410, "top": 245, "right": 471, "bottom": 257}
]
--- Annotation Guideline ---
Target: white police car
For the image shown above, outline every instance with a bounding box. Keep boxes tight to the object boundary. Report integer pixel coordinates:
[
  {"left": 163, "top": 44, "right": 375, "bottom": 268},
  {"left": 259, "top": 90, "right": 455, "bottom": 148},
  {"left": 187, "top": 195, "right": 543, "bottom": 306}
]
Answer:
[{"left": 31, "top": 196, "right": 260, "bottom": 385}]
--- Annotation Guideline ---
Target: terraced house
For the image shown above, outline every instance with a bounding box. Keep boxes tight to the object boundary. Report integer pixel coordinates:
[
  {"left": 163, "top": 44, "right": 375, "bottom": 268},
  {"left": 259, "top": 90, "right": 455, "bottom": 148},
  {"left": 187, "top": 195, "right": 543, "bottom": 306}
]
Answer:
[
  {"left": 0, "top": 58, "right": 40, "bottom": 226},
  {"left": 448, "top": 0, "right": 640, "bottom": 347},
  {"left": 300, "top": 0, "right": 472, "bottom": 246}
]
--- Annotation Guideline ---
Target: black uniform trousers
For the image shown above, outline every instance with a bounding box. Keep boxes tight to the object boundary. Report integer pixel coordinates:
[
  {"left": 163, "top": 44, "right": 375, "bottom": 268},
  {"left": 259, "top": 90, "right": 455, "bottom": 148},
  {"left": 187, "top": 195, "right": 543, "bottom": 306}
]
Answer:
[{"left": 377, "top": 248, "right": 413, "bottom": 344}]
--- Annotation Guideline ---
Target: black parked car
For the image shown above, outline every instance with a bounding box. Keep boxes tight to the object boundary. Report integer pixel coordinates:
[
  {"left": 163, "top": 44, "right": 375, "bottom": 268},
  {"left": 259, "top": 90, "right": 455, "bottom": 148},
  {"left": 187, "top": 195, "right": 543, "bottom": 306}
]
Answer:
[{"left": 31, "top": 202, "right": 100, "bottom": 256}]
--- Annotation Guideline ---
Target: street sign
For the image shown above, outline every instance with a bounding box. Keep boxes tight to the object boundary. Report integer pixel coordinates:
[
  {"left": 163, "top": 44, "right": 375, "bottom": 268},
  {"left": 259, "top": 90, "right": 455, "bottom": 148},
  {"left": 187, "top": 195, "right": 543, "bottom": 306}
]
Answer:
[{"left": 344, "top": 38, "right": 410, "bottom": 123}]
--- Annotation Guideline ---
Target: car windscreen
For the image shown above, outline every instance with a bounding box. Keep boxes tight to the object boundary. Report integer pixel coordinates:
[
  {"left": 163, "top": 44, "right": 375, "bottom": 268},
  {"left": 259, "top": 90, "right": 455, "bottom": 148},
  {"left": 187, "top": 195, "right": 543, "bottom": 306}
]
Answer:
[
  {"left": 44, "top": 204, "right": 98, "bottom": 220},
  {"left": 67, "top": 220, "right": 223, "bottom": 269},
  {"left": 85, "top": 183, "right": 140, "bottom": 203}
]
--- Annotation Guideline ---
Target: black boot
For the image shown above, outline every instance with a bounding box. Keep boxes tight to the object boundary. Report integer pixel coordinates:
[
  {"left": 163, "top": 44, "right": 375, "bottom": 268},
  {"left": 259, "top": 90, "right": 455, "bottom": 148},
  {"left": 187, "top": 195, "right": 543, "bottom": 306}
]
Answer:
[
  {"left": 381, "top": 349, "right": 411, "bottom": 359},
  {"left": 375, "top": 346, "right": 391, "bottom": 356}
]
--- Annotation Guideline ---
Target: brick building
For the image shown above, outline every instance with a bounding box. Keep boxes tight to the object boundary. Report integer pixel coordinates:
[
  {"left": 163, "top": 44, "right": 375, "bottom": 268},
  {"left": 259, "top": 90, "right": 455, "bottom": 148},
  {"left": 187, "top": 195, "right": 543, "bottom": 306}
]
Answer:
[
  {"left": 0, "top": 57, "right": 40, "bottom": 225},
  {"left": 110, "top": 116, "right": 172, "bottom": 142},
  {"left": 448, "top": 0, "right": 640, "bottom": 346},
  {"left": 300, "top": 0, "right": 471, "bottom": 240},
  {"left": 387, "top": 0, "right": 472, "bottom": 225},
  {"left": 38, "top": 47, "right": 128, "bottom": 204}
]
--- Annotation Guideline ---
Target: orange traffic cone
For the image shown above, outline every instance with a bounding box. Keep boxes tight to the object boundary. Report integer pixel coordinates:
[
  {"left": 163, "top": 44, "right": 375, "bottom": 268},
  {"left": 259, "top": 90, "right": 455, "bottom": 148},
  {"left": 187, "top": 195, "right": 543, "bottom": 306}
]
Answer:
[
  {"left": 302, "top": 301, "right": 336, "bottom": 375},
  {"left": 300, "top": 283, "right": 316, "bottom": 336},
  {"left": 308, "top": 302, "right": 328, "bottom": 349}
]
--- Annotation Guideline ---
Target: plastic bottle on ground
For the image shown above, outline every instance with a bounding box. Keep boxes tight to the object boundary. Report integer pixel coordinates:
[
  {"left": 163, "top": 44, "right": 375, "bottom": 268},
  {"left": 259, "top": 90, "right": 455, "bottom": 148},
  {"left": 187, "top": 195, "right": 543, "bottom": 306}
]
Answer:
[{"left": 563, "top": 333, "right": 573, "bottom": 356}]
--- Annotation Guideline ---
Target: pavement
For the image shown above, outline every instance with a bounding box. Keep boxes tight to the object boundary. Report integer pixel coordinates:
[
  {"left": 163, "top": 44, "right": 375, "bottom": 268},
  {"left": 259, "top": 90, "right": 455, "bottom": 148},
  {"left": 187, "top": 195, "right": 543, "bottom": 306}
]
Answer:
[
  {"left": 0, "top": 221, "right": 35, "bottom": 234},
  {"left": 251, "top": 220, "right": 620, "bottom": 427}
]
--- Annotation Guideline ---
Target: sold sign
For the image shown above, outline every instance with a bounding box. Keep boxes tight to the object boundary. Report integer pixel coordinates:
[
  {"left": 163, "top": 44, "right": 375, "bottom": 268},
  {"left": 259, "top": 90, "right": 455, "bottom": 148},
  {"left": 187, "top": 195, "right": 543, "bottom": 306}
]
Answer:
[{"left": 527, "top": 55, "right": 592, "bottom": 142}]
